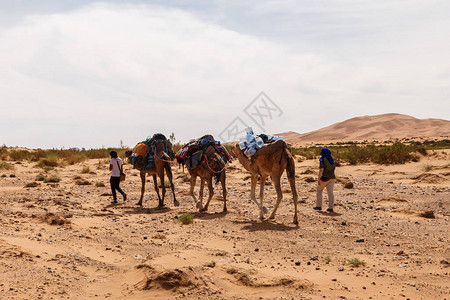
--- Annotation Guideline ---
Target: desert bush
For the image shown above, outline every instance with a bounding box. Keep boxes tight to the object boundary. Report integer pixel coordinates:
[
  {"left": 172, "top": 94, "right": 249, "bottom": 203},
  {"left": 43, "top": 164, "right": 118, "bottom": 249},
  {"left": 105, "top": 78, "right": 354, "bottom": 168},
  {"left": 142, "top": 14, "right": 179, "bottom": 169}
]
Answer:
[
  {"left": 9, "top": 150, "right": 32, "bottom": 161},
  {"left": 25, "top": 182, "right": 40, "bottom": 188},
  {"left": 95, "top": 182, "right": 105, "bottom": 187},
  {"left": 422, "top": 163, "right": 433, "bottom": 172},
  {"left": 76, "top": 179, "right": 91, "bottom": 185},
  {"left": 30, "top": 150, "right": 48, "bottom": 161},
  {"left": 80, "top": 166, "right": 90, "bottom": 174},
  {"left": 0, "top": 162, "right": 14, "bottom": 170},
  {"left": 36, "top": 157, "right": 59, "bottom": 168},
  {"left": 343, "top": 181, "right": 354, "bottom": 189},
  {"left": 347, "top": 258, "right": 366, "bottom": 267},
  {"left": 304, "top": 176, "right": 315, "bottom": 183},
  {"left": 44, "top": 176, "right": 61, "bottom": 183},
  {"left": 290, "top": 147, "right": 320, "bottom": 159},
  {"left": 371, "top": 143, "right": 412, "bottom": 164},
  {"left": 35, "top": 174, "right": 46, "bottom": 181},
  {"left": 64, "top": 153, "right": 86, "bottom": 165},
  {"left": 177, "top": 213, "right": 194, "bottom": 225}
]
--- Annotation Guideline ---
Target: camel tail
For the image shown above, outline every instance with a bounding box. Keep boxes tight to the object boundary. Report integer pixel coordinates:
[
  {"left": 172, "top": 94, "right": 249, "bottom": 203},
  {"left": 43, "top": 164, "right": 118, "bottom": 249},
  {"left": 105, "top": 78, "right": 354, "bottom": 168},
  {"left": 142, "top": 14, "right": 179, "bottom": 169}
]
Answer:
[
  {"left": 214, "top": 171, "right": 222, "bottom": 184},
  {"left": 164, "top": 161, "right": 172, "bottom": 176},
  {"left": 285, "top": 149, "right": 296, "bottom": 180}
]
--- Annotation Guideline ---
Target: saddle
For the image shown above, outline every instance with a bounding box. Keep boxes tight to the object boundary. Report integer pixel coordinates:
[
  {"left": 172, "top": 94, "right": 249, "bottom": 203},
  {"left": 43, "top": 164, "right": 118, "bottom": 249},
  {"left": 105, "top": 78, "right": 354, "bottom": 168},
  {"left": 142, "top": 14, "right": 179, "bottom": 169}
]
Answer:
[
  {"left": 129, "top": 133, "right": 173, "bottom": 171},
  {"left": 175, "top": 135, "right": 231, "bottom": 170}
]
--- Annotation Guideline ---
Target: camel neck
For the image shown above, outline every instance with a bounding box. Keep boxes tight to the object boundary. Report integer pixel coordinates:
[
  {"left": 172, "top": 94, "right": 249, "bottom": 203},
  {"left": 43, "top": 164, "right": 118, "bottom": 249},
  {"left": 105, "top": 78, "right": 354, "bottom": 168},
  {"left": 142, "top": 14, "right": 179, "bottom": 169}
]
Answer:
[{"left": 236, "top": 151, "right": 252, "bottom": 171}]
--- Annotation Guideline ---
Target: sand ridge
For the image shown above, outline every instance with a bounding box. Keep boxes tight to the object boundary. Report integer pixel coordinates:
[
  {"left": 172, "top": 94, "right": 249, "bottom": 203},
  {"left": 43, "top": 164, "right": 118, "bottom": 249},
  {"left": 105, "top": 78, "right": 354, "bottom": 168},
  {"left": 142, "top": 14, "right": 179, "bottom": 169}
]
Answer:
[{"left": 277, "top": 113, "right": 450, "bottom": 145}]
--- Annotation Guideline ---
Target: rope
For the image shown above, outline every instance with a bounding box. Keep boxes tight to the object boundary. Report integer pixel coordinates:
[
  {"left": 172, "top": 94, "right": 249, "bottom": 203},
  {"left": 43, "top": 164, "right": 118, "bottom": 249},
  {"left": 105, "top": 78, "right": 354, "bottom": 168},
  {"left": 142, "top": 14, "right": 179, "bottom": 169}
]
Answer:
[
  {"left": 203, "top": 154, "right": 231, "bottom": 174},
  {"left": 153, "top": 147, "right": 176, "bottom": 164}
]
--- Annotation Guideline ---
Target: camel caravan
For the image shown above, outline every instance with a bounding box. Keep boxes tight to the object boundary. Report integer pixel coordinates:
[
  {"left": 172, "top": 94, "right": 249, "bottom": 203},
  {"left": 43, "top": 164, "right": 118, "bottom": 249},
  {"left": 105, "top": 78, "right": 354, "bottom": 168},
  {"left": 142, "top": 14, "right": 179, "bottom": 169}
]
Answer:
[{"left": 125, "top": 128, "right": 300, "bottom": 224}]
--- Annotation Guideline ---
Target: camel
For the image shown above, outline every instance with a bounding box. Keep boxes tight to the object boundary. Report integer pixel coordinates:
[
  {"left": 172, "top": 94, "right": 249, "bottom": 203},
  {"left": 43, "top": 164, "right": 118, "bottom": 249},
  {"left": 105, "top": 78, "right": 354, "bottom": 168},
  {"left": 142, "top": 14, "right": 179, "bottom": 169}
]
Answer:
[
  {"left": 231, "top": 140, "right": 299, "bottom": 224},
  {"left": 187, "top": 150, "right": 227, "bottom": 213},
  {"left": 126, "top": 134, "right": 179, "bottom": 208}
]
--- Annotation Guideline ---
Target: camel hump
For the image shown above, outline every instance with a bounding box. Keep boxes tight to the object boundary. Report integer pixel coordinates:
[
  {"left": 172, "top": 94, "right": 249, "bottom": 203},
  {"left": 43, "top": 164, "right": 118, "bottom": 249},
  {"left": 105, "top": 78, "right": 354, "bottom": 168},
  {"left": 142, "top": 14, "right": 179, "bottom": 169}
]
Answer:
[{"left": 252, "top": 139, "right": 287, "bottom": 157}]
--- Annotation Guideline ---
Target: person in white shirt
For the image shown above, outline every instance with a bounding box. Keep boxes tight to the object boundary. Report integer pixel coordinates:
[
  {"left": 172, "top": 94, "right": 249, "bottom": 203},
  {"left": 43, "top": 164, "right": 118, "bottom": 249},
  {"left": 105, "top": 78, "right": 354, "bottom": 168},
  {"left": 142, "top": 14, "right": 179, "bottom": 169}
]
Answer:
[{"left": 109, "top": 151, "right": 127, "bottom": 204}]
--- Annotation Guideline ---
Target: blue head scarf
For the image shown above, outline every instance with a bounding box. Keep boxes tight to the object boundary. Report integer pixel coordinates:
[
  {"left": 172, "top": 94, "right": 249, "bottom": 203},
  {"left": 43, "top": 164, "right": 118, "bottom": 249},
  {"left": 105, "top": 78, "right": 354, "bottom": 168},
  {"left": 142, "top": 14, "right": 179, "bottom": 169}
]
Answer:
[{"left": 319, "top": 147, "right": 335, "bottom": 165}]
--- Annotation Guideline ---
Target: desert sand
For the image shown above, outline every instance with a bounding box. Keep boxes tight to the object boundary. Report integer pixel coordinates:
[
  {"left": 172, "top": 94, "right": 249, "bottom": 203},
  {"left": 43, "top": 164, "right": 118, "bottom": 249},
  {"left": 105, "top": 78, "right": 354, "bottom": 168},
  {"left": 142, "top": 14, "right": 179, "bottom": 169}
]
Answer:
[{"left": 0, "top": 147, "right": 449, "bottom": 299}]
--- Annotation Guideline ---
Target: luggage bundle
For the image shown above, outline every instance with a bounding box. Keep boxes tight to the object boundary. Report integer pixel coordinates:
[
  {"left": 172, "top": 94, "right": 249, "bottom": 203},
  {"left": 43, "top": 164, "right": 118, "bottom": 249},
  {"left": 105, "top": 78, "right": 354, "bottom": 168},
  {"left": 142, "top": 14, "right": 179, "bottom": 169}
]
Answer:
[
  {"left": 175, "top": 135, "right": 232, "bottom": 170},
  {"left": 238, "top": 127, "right": 285, "bottom": 157},
  {"left": 129, "top": 134, "right": 174, "bottom": 171}
]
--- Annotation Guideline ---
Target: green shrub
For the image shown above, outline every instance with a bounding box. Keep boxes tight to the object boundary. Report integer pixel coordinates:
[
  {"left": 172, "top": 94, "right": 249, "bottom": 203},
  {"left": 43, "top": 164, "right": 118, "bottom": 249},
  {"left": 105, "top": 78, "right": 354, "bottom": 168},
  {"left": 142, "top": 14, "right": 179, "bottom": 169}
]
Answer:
[
  {"left": 347, "top": 258, "right": 366, "bottom": 267},
  {"left": 1, "top": 174, "right": 6, "bottom": 178},
  {"left": 80, "top": 166, "right": 90, "bottom": 174},
  {"left": 44, "top": 176, "right": 61, "bottom": 183},
  {"left": 177, "top": 213, "right": 194, "bottom": 225},
  {"left": 95, "top": 182, "right": 105, "bottom": 187}
]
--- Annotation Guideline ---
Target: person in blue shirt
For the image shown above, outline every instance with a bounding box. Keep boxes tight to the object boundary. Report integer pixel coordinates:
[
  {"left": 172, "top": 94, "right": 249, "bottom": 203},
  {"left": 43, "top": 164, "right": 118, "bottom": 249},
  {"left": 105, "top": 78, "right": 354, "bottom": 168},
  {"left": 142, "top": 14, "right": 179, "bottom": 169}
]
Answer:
[{"left": 314, "top": 147, "right": 336, "bottom": 213}]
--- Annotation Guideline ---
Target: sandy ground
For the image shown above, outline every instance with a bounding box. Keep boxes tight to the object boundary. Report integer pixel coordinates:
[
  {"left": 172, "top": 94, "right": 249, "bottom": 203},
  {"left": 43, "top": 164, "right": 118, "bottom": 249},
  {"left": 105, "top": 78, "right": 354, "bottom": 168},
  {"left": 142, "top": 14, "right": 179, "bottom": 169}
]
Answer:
[{"left": 0, "top": 150, "right": 449, "bottom": 299}]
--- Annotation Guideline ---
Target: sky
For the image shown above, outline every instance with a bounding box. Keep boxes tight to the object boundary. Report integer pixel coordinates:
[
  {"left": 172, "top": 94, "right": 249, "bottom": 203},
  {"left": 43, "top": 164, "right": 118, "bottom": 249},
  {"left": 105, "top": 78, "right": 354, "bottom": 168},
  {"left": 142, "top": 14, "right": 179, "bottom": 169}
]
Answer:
[{"left": 0, "top": 0, "right": 449, "bottom": 148}]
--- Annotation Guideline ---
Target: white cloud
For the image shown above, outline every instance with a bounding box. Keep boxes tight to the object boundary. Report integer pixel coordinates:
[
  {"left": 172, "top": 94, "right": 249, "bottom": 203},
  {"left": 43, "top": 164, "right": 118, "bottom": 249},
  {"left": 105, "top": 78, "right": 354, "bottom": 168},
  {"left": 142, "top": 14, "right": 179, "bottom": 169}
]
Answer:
[{"left": 0, "top": 2, "right": 449, "bottom": 148}]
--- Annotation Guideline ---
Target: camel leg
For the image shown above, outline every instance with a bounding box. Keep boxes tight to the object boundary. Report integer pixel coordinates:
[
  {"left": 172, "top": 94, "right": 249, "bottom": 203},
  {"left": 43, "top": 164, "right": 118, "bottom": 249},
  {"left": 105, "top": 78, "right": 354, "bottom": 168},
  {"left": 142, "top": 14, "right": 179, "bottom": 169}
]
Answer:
[
  {"left": 289, "top": 174, "right": 299, "bottom": 225},
  {"left": 202, "top": 178, "right": 214, "bottom": 212},
  {"left": 137, "top": 171, "right": 145, "bottom": 206},
  {"left": 197, "top": 178, "right": 205, "bottom": 210},
  {"left": 165, "top": 163, "right": 179, "bottom": 206},
  {"left": 269, "top": 175, "right": 283, "bottom": 220},
  {"left": 259, "top": 176, "right": 269, "bottom": 215},
  {"left": 189, "top": 173, "right": 198, "bottom": 204},
  {"left": 152, "top": 174, "right": 161, "bottom": 205},
  {"left": 157, "top": 169, "right": 165, "bottom": 208},
  {"left": 250, "top": 175, "right": 266, "bottom": 219},
  {"left": 221, "top": 172, "right": 227, "bottom": 212}
]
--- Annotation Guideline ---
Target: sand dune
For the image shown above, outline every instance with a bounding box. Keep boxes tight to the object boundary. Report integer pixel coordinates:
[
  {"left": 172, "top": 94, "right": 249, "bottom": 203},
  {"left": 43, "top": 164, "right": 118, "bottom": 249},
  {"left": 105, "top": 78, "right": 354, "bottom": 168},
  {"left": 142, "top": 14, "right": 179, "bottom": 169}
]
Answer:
[{"left": 278, "top": 113, "right": 450, "bottom": 145}]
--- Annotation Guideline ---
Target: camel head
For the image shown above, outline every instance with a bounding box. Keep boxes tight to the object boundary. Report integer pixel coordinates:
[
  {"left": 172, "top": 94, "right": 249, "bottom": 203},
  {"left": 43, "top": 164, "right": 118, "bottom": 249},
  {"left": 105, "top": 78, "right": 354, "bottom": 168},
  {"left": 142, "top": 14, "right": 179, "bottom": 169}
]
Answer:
[
  {"left": 124, "top": 150, "right": 132, "bottom": 158},
  {"left": 230, "top": 143, "right": 242, "bottom": 158}
]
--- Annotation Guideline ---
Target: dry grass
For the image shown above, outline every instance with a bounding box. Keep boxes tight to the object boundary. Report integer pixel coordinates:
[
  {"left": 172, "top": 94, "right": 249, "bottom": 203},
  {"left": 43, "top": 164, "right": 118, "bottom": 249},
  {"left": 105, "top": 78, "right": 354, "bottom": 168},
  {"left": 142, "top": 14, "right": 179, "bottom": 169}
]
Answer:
[
  {"left": 0, "top": 162, "right": 14, "bottom": 170},
  {"left": 44, "top": 176, "right": 61, "bottom": 183},
  {"left": 36, "top": 157, "right": 59, "bottom": 169},
  {"left": 422, "top": 163, "right": 433, "bottom": 172},
  {"left": 76, "top": 179, "right": 91, "bottom": 186}
]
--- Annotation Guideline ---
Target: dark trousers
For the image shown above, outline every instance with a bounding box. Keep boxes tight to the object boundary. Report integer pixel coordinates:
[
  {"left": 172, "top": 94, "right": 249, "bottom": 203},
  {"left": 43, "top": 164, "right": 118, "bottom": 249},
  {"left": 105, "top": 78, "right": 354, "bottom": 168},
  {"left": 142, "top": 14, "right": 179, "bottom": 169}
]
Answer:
[{"left": 110, "top": 176, "right": 125, "bottom": 200}]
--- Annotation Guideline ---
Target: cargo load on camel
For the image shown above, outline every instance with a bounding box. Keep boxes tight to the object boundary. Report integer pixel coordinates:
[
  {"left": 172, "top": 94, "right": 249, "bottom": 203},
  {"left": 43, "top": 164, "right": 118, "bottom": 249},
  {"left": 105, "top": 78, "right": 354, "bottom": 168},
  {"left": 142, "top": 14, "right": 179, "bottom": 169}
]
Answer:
[
  {"left": 175, "top": 135, "right": 232, "bottom": 170},
  {"left": 238, "top": 127, "right": 285, "bottom": 157},
  {"left": 128, "top": 134, "right": 175, "bottom": 171}
]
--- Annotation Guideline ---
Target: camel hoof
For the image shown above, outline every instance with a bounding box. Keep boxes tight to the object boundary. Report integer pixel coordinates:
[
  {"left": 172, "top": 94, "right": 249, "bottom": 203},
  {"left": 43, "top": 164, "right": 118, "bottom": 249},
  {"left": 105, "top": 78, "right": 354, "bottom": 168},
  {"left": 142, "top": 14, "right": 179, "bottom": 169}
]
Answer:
[
  {"left": 269, "top": 215, "right": 275, "bottom": 220},
  {"left": 135, "top": 202, "right": 142, "bottom": 207},
  {"left": 174, "top": 200, "right": 180, "bottom": 207},
  {"left": 293, "top": 219, "right": 299, "bottom": 225},
  {"left": 196, "top": 201, "right": 203, "bottom": 209},
  {"left": 259, "top": 216, "right": 265, "bottom": 220},
  {"left": 262, "top": 206, "right": 269, "bottom": 214},
  {"left": 200, "top": 208, "right": 207, "bottom": 212}
]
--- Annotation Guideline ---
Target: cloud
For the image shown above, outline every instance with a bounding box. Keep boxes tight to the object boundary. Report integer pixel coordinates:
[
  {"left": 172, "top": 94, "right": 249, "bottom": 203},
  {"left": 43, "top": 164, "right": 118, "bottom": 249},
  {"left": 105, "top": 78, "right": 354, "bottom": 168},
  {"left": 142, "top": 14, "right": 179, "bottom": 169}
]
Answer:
[{"left": 0, "top": 2, "right": 449, "bottom": 148}]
